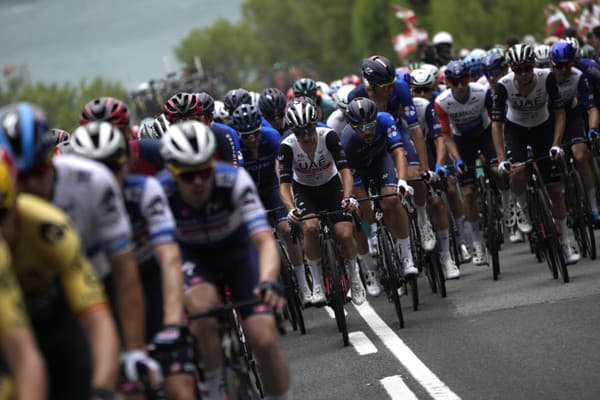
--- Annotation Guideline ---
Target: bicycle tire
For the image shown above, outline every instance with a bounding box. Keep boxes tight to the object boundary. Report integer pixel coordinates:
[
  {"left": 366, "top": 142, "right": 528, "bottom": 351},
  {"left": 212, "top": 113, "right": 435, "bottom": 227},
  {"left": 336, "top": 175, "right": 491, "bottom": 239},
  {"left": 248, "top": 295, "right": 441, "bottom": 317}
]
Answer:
[
  {"left": 279, "top": 255, "right": 306, "bottom": 335},
  {"left": 425, "top": 253, "right": 438, "bottom": 294},
  {"left": 537, "top": 186, "right": 570, "bottom": 283},
  {"left": 570, "top": 169, "right": 596, "bottom": 260},
  {"left": 324, "top": 239, "right": 349, "bottom": 346},
  {"left": 379, "top": 227, "right": 405, "bottom": 329},
  {"left": 429, "top": 252, "right": 446, "bottom": 298},
  {"left": 527, "top": 184, "right": 558, "bottom": 278},
  {"left": 485, "top": 184, "right": 501, "bottom": 281}
]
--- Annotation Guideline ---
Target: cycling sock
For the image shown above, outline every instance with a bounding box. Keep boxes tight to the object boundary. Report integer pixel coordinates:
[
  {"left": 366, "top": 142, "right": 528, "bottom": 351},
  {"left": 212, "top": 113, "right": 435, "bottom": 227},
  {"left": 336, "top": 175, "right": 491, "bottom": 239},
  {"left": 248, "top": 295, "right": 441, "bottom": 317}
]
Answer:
[
  {"left": 558, "top": 218, "right": 570, "bottom": 246},
  {"left": 359, "top": 251, "right": 376, "bottom": 272},
  {"left": 349, "top": 255, "right": 360, "bottom": 278},
  {"left": 417, "top": 205, "right": 428, "bottom": 224},
  {"left": 264, "top": 389, "right": 292, "bottom": 400},
  {"left": 437, "top": 229, "right": 450, "bottom": 256},
  {"left": 370, "top": 223, "right": 378, "bottom": 236},
  {"left": 468, "top": 220, "right": 483, "bottom": 244},
  {"left": 396, "top": 237, "right": 412, "bottom": 260},
  {"left": 588, "top": 188, "right": 599, "bottom": 212},
  {"left": 455, "top": 216, "right": 467, "bottom": 245},
  {"left": 516, "top": 192, "right": 528, "bottom": 210},
  {"left": 294, "top": 264, "right": 308, "bottom": 289},
  {"left": 500, "top": 189, "right": 511, "bottom": 206},
  {"left": 307, "top": 258, "right": 324, "bottom": 287},
  {"left": 204, "top": 368, "right": 225, "bottom": 400}
]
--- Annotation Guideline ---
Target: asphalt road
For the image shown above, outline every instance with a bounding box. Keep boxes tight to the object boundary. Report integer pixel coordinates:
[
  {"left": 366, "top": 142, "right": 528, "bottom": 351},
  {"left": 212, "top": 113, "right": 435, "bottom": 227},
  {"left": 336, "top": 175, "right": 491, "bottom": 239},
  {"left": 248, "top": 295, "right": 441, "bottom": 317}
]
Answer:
[{"left": 279, "top": 236, "right": 600, "bottom": 400}]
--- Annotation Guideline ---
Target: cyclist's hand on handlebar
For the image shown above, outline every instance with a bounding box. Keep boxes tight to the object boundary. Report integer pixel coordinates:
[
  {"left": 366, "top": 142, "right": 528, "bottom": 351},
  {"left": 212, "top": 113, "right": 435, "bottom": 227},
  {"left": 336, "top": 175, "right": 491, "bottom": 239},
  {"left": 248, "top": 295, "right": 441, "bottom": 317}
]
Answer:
[
  {"left": 422, "top": 170, "right": 439, "bottom": 183},
  {"left": 397, "top": 179, "right": 414, "bottom": 197},
  {"left": 549, "top": 145, "right": 564, "bottom": 160},
  {"left": 287, "top": 208, "right": 302, "bottom": 224},
  {"left": 255, "top": 280, "right": 286, "bottom": 313},
  {"left": 498, "top": 160, "right": 511, "bottom": 175},
  {"left": 120, "top": 350, "right": 162, "bottom": 383},
  {"left": 341, "top": 196, "right": 359, "bottom": 213},
  {"left": 435, "top": 163, "right": 448, "bottom": 177},
  {"left": 587, "top": 128, "right": 600, "bottom": 139},
  {"left": 454, "top": 158, "right": 467, "bottom": 175}
]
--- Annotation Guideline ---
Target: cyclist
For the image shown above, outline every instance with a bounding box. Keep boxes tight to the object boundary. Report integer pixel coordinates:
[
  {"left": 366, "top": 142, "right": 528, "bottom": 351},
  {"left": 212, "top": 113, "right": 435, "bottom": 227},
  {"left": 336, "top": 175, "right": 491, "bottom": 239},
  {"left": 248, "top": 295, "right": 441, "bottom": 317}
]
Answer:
[
  {"left": 409, "top": 70, "right": 461, "bottom": 278},
  {"left": 279, "top": 97, "right": 367, "bottom": 305},
  {"left": 224, "top": 87, "right": 252, "bottom": 116},
  {"left": 0, "top": 105, "right": 120, "bottom": 399},
  {"left": 49, "top": 128, "right": 71, "bottom": 154},
  {"left": 432, "top": 31, "right": 455, "bottom": 66},
  {"left": 163, "top": 92, "right": 243, "bottom": 167},
  {"left": 435, "top": 60, "right": 506, "bottom": 266},
  {"left": 293, "top": 77, "right": 337, "bottom": 122},
  {"left": 535, "top": 45, "right": 553, "bottom": 68},
  {"left": 550, "top": 41, "right": 600, "bottom": 224},
  {"left": 464, "top": 49, "right": 487, "bottom": 85},
  {"left": 213, "top": 100, "right": 230, "bottom": 124},
  {"left": 258, "top": 88, "right": 287, "bottom": 135},
  {"left": 491, "top": 43, "right": 580, "bottom": 264},
  {"left": 340, "top": 97, "right": 421, "bottom": 284},
  {"left": 350, "top": 55, "right": 438, "bottom": 253},
  {"left": 327, "top": 84, "right": 356, "bottom": 135},
  {"left": 70, "top": 122, "right": 197, "bottom": 399},
  {"left": 230, "top": 104, "right": 309, "bottom": 305},
  {"left": 0, "top": 149, "right": 46, "bottom": 400},
  {"left": 158, "top": 121, "right": 291, "bottom": 400}
]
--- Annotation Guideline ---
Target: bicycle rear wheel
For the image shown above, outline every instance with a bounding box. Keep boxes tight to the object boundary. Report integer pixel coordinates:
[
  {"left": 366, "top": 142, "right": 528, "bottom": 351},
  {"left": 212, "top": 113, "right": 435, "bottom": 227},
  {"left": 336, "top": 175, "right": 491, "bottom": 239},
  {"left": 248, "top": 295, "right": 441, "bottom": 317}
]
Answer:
[
  {"left": 428, "top": 252, "right": 446, "bottom": 298},
  {"left": 569, "top": 170, "right": 596, "bottom": 260},
  {"left": 537, "top": 187, "right": 569, "bottom": 283},
  {"left": 379, "top": 227, "right": 405, "bottom": 329},
  {"left": 324, "top": 239, "right": 349, "bottom": 346},
  {"left": 485, "top": 185, "right": 501, "bottom": 281}
]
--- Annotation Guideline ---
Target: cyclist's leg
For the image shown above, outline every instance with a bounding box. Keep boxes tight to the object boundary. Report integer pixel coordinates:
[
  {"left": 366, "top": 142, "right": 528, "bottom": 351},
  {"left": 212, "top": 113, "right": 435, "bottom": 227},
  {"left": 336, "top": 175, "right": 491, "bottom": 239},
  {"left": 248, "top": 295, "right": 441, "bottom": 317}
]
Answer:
[
  {"left": 505, "top": 120, "right": 532, "bottom": 233},
  {"left": 352, "top": 184, "right": 381, "bottom": 296}
]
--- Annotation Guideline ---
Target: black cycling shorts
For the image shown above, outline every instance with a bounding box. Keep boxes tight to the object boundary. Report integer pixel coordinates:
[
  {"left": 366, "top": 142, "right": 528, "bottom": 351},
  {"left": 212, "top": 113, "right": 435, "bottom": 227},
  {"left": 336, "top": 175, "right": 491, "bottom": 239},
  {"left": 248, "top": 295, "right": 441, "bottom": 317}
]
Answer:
[{"left": 292, "top": 175, "right": 352, "bottom": 225}]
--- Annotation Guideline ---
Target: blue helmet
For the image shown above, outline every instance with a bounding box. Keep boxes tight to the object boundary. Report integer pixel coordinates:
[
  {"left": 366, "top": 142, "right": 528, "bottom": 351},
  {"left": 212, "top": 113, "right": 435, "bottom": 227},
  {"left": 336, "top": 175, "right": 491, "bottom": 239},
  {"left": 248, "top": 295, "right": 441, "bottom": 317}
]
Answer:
[
  {"left": 231, "top": 104, "right": 262, "bottom": 133},
  {"left": 0, "top": 102, "right": 53, "bottom": 171},
  {"left": 551, "top": 42, "right": 576, "bottom": 63},
  {"left": 444, "top": 61, "right": 468, "bottom": 80},
  {"left": 464, "top": 49, "right": 486, "bottom": 77},
  {"left": 482, "top": 53, "right": 507, "bottom": 71}
]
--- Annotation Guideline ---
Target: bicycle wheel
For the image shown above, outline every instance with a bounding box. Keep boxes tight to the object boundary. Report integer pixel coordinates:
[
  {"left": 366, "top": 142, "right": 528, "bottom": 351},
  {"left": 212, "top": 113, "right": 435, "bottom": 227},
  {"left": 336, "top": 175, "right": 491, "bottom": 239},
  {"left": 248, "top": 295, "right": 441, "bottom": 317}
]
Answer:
[
  {"left": 528, "top": 185, "right": 558, "bottom": 278},
  {"left": 324, "top": 239, "right": 349, "bottom": 346},
  {"left": 537, "top": 187, "right": 569, "bottom": 283},
  {"left": 424, "top": 253, "right": 438, "bottom": 294},
  {"left": 379, "top": 227, "right": 405, "bottom": 329},
  {"left": 485, "top": 185, "right": 501, "bottom": 281},
  {"left": 278, "top": 250, "right": 306, "bottom": 334},
  {"left": 569, "top": 169, "right": 596, "bottom": 260},
  {"left": 428, "top": 251, "right": 446, "bottom": 298}
]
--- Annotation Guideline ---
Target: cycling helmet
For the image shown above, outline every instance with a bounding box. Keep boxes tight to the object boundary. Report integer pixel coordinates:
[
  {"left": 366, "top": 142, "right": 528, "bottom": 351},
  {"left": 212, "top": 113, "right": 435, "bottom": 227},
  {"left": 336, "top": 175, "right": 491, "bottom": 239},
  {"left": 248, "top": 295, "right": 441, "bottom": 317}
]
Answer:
[
  {"left": 420, "top": 63, "right": 440, "bottom": 80},
  {"left": 163, "top": 92, "right": 204, "bottom": 122},
  {"left": 482, "top": 53, "right": 507, "bottom": 71},
  {"left": 285, "top": 97, "right": 318, "bottom": 128},
  {"left": 410, "top": 68, "right": 436, "bottom": 88},
  {"left": 334, "top": 85, "right": 356, "bottom": 111},
  {"left": 160, "top": 121, "right": 216, "bottom": 165},
  {"left": 534, "top": 45, "right": 551, "bottom": 65},
  {"left": 551, "top": 41, "right": 576, "bottom": 63},
  {"left": 0, "top": 148, "right": 17, "bottom": 210},
  {"left": 258, "top": 88, "right": 286, "bottom": 118},
  {"left": 249, "top": 91, "right": 261, "bottom": 106},
  {"left": 213, "top": 100, "right": 229, "bottom": 122},
  {"left": 345, "top": 97, "right": 377, "bottom": 125},
  {"left": 432, "top": 31, "right": 453, "bottom": 45},
  {"left": 444, "top": 61, "right": 469, "bottom": 80},
  {"left": 505, "top": 44, "right": 535, "bottom": 65},
  {"left": 49, "top": 128, "right": 71, "bottom": 144},
  {"left": 0, "top": 102, "right": 52, "bottom": 171},
  {"left": 293, "top": 78, "right": 318, "bottom": 97},
  {"left": 316, "top": 81, "right": 330, "bottom": 95},
  {"left": 562, "top": 37, "right": 581, "bottom": 58},
  {"left": 231, "top": 104, "right": 262, "bottom": 133},
  {"left": 151, "top": 114, "right": 170, "bottom": 139},
  {"left": 224, "top": 88, "right": 252, "bottom": 113},
  {"left": 582, "top": 44, "right": 595, "bottom": 59},
  {"left": 137, "top": 118, "right": 156, "bottom": 139},
  {"left": 80, "top": 97, "right": 130, "bottom": 130},
  {"left": 408, "top": 62, "right": 422, "bottom": 72},
  {"left": 197, "top": 92, "right": 215, "bottom": 116},
  {"left": 71, "top": 121, "right": 127, "bottom": 161},
  {"left": 361, "top": 55, "right": 396, "bottom": 86},
  {"left": 487, "top": 47, "right": 506, "bottom": 57},
  {"left": 464, "top": 49, "right": 486, "bottom": 77}
]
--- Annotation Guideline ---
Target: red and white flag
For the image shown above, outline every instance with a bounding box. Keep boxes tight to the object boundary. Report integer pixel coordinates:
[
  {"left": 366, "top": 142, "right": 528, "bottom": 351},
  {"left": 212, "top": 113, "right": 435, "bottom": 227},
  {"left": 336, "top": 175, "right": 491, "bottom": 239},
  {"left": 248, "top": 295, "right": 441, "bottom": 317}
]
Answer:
[{"left": 546, "top": 9, "right": 571, "bottom": 37}]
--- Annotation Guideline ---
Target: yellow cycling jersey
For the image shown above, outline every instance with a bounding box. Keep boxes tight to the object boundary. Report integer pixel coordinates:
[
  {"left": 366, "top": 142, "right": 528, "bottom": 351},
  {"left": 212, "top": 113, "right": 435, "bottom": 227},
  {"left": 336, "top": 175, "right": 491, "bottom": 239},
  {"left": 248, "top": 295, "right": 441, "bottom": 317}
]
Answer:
[
  {"left": 12, "top": 194, "right": 107, "bottom": 320},
  {"left": 0, "top": 239, "right": 29, "bottom": 337}
]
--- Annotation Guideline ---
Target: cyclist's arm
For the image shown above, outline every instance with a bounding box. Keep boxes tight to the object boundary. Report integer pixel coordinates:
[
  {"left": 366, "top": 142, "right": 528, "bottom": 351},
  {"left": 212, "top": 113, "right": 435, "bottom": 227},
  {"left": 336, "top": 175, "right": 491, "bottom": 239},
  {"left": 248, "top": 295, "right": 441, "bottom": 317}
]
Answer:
[
  {"left": 491, "top": 83, "right": 508, "bottom": 162},
  {"left": 325, "top": 130, "right": 352, "bottom": 197},
  {"left": 277, "top": 143, "right": 295, "bottom": 211},
  {"left": 588, "top": 106, "right": 599, "bottom": 130},
  {"left": 153, "top": 242, "right": 184, "bottom": 325},
  {"left": 251, "top": 229, "right": 280, "bottom": 283},
  {"left": 1, "top": 332, "right": 46, "bottom": 400},
  {"left": 547, "top": 72, "right": 566, "bottom": 147}
]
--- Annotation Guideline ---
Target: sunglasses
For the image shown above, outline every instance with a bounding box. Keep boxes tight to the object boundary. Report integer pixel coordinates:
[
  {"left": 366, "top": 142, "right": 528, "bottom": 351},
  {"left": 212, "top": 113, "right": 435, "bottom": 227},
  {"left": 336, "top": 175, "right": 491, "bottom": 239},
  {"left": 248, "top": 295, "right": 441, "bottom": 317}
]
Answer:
[
  {"left": 484, "top": 68, "right": 503, "bottom": 78},
  {"left": 240, "top": 129, "right": 261, "bottom": 139},
  {"left": 512, "top": 65, "right": 534, "bottom": 74},
  {"left": 412, "top": 87, "right": 433, "bottom": 94},
  {"left": 168, "top": 160, "right": 215, "bottom": 183},
  {"left": 376, "top": 80, "right": 395, "bottom": 88},
  {"left": 352, "top": 120, "right": 377, "bottom": 131},
  {"left": 292, "top": 125, "right": 316, "bottom": 138},
  {"left": 448, "top": 76, "right": 469, "bottom": 86},
  {"left": 552, "top": 61, "right": 573, "bottom": 70}
]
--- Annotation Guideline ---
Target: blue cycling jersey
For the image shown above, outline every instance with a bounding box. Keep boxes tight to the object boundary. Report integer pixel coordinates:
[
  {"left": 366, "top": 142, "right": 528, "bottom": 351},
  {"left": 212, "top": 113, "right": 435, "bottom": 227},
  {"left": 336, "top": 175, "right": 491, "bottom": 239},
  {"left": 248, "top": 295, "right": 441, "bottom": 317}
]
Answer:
[
  {"left": 339, "top": 111, "right": 404, "bottom": 168},
  {"left": 239, "top": 126, "right": 280, "bottom": 194},
  {"left": 212, "top": 122, "right": 244, "bottom": 166},
  {"left": 577, "top": 58, "right": 600, "bottom": 105}
]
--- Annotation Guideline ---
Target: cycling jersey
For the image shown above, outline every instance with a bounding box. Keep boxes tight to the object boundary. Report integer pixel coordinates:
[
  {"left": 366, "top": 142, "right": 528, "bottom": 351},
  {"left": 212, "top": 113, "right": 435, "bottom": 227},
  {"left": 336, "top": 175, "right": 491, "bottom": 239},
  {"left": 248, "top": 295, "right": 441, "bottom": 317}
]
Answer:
[
  {"left": 123, "top": 175, "right": 176, "bottom": 264},
  {"left": 239, "top": 126, "right": 280, "bottom": 194},
  {"left": 13, "top": 193, "right": 108, "bottom": 322},
  {"left": 434, "top": 83, "right": 492, "bottom": 137},
  {"left": 278, "top": 127, "right": 349, "bottom": 186},
  {"left": 577, "top": 58, "right": 600, "bottom": 104},
  {"left": 326, "top": 108, "right": 347, "bottom": 135},
  {"left": 492, "top": 68, "right": 564, "bottom": 127},
  {"left": 0, "top": 240, "right": 29, "bottom": 337},
  {"left": 212, "top": 122, "right": 244, "bottom": 166},
  {"left": 158, "top": 162, "right": 269, "bottom": 246},
  {"left": 130, "top": 139, "right": 164, "bottom": 175},
  {"left": 52, "top": 154, "right": 133, "bottom": 278},
  {"left": 554, "top": 67, "right": 595, "bottom": 110},
  {"left": 349, "top": 81, "right": 420, "bottom": 131},
  {"left": 413, "top": 97, "right": 442, "bottom": 141}
]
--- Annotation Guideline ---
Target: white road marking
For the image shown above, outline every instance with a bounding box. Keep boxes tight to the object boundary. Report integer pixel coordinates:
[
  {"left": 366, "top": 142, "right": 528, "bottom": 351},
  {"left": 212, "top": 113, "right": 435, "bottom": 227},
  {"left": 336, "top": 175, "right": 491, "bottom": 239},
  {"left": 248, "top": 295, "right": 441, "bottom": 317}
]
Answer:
[
  {"left": 348, "top": 331, "right": 378, "bottom": 355},
  {"left": 380, "top": 375, "right": 419, "bottom": 400},
  {"left": 354, "top": 301, "right": 461, "bottom": 400}
]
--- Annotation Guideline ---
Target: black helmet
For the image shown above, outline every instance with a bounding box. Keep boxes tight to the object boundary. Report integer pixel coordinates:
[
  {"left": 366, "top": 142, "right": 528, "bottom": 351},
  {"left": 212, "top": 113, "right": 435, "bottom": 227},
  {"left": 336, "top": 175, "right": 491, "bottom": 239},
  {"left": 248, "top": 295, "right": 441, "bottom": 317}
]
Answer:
[
  {"left": 361, "top": 55, "right": 396, "bottom": 86},
  {"left": 258, "top": 88, "right": 286, "bottom": 118},
  {"left": 231, "top": 104, "right": 262, "bottom": 133},
  {"left": 224, "top": 88, "right": 252, "bottom": 113},
  {"left": 344, "top": 97, "right": 377, "bottom": 125},
  {"left": 197, "top": 92, "right": 215, "bottom": 116}
]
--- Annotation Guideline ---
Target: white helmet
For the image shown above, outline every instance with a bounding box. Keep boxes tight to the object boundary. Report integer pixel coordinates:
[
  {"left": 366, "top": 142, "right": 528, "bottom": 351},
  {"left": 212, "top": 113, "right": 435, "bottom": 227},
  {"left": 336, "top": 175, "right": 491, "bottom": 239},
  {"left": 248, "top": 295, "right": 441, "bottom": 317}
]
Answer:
[
  {"left": 213, "top": 100, "right": 229, "bottom": 121},
  {"left": 410, "top": 68, "right": 435, "bottom": 88},
  {"left": 249, "top": 91, "right": 261, "bottom": 106},
  {"left": 161, "top": 120, "right": 216, "bottom": 165},
  {"left": 432, "top": 31, "right": 453, "bottom": 45},
  {"left": 316, "top": 81, "right": 330, "bottom": 95},
  {"left": 562, "top": 37, "right": 582, "bottom": 58},
  {"left": 285, "top": 98, "right": 317, "bottom": 128},
  {"left": 71, "top": 121, "right": 126, "bottom": 160},
  {"left": 506, "top": 43, "right": 535, "bottom": 65},
  {"left": 420, "top": 63, "right": 440, "bottom": 80},
  {"left": 334, "top": 85, "right": 355, "bottom": 111},
  {"left": 534, "top": 44, "right": 551, "bottom": 64},
  {"left": 151, "top": 113, "right": 170, "bottom": 139}
]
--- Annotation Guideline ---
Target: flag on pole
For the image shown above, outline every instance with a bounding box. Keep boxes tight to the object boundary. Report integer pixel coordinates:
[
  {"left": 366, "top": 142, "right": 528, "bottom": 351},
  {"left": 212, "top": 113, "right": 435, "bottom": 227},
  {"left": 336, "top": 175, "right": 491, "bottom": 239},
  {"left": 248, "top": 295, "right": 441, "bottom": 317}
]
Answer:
[
  {"left": 546, "top": 9, "right": 571, "bottom": 37},
  {"left": 391, "top": 5, "right": 428, "bottom": 58}
]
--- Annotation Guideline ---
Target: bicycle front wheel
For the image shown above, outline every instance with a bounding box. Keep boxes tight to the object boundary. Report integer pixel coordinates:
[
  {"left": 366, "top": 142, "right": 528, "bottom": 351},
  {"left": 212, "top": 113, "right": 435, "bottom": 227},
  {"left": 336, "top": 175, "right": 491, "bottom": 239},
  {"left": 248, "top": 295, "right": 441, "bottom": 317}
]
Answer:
[
  {"left": 324, "top": 239, "right": 349, "bottom": 346},
  {"left": 380, "top": 227, "right": 405, "bottom": 328}
]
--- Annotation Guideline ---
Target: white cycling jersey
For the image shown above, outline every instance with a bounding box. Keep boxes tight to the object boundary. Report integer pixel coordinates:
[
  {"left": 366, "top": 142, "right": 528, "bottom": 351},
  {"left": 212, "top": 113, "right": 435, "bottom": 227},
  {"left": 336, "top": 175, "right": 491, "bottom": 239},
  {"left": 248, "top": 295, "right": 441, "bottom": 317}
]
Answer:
[
  {"left": 52, "top": 154, "right": 133, "bottom": 278},
  {"left": 435, "top": 83, "right": 492, "bottom": 137},
  {"left": 326, "top": 109, "right": 348, "bottom": 135}
]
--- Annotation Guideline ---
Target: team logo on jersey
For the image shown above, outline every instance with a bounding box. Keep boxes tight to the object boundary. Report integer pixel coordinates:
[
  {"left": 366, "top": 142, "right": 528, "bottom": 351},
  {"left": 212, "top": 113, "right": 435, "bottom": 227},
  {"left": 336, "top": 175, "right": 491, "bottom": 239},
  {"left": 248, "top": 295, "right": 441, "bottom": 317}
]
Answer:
[
  {"left": 147, "top": 196, "right": 165, "bottom": 217},
  {"left": 100, "top": 187, "right": 117, "bottom": 214},
  {"left": 39, "top": 222, "right": 68, "bottom": 245},
  {"left": 240, "top": 187, "right": 256, "bottom": 205},
  {"left": 387, "top": 125, "right": 398, "bottom": 138}
]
